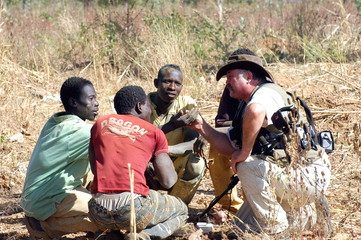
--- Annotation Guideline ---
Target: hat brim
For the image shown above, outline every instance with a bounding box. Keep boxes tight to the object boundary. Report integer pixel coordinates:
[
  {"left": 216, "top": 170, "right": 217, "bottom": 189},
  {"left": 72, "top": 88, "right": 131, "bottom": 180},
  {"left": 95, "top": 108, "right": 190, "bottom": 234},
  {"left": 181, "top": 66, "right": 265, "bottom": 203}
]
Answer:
[{"left": 216, "top": 60, "right": 274, "bottom": 82}]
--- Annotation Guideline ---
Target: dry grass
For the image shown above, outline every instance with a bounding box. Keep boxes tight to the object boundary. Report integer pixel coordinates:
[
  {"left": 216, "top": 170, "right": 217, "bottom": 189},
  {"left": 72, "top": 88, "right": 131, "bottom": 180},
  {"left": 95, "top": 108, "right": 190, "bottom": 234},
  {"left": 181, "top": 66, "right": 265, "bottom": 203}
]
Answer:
[{"left": 1, "top": 1, "right": 361, "bottom": 239}]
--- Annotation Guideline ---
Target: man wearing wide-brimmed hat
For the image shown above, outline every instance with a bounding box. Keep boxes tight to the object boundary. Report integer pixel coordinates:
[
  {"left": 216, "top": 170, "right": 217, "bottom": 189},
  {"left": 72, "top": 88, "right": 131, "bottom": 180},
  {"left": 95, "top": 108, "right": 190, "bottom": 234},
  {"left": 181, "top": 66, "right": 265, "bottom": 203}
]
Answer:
[
  {"left": 189, "top": 52, "right": 331, "bottom": 236},
  {"left": 206, "top": 48, "right": 261, "bottom": 214}
]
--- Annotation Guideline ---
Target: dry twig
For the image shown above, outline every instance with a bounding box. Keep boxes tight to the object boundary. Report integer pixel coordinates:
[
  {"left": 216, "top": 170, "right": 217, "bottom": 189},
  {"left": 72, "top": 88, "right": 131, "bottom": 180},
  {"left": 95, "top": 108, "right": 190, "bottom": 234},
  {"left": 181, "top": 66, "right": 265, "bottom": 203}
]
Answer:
[{"left": 128, "top": 163, "right": 136, "bottom": 240}]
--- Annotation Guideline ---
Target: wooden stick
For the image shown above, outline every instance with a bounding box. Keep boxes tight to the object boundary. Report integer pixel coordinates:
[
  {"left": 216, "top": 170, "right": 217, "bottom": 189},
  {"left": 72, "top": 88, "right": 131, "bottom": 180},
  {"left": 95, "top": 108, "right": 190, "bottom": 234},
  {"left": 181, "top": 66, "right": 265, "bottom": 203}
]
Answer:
[
  {"left": 324, "top": 70, "right": 361, "bottom": 90},
  {"left": 332, "top": 154, "right": 347, "bottom": 175},
  {"left": 128, "top": 163, "right": 136, "bottom": 240},
  {"left": 288, "top": 73, "right": 329, "bottom": 90},
  {"left": 312, "top": 110, "right": 361, "bottom": 114}
]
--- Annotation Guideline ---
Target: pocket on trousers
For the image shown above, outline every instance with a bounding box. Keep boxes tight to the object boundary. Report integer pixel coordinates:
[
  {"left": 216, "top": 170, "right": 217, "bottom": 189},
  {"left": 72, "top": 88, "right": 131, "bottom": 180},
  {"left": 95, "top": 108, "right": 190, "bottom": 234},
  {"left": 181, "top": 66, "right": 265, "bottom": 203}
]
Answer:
[
  {"left": 134, "top": 196, "right": 154, "bottom": 230},
  {"left": 88, "top": 199, "right": 113, "bottom": 230}
]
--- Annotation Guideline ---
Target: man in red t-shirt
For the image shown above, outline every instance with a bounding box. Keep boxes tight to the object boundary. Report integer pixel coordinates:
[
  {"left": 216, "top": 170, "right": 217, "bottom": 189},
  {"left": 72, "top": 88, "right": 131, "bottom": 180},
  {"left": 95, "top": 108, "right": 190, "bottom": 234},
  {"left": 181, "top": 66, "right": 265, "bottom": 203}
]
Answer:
[{"left": 88, "top": 85, "right": 188, "bottom": 239}]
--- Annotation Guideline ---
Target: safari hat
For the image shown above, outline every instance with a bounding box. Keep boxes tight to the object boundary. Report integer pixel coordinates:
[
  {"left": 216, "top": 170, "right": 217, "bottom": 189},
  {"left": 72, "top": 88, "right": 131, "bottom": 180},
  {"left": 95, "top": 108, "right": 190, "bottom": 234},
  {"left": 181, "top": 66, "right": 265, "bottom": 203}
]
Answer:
[{"left": 216, "top": 54, "right": 274, "bottom": 82}]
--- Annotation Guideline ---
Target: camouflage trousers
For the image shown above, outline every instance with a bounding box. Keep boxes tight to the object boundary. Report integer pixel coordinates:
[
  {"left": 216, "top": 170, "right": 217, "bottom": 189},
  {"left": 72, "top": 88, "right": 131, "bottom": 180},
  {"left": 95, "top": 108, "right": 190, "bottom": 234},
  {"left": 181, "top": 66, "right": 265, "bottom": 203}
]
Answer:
[
  {"left": 234, "top": 152, "right": 331, "bottom": 234},
  {"left": 88, "top": 189, "right": 188, "bottom": 239}
]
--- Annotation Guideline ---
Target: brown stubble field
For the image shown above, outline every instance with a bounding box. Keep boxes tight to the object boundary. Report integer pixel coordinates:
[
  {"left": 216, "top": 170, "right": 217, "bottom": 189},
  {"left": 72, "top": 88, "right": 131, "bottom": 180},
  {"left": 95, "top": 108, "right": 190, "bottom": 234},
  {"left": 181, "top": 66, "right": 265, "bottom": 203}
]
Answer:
[
  {"left": 1, "top": 1, "right": 361, "bottom": 239},
  {"left": 1, "top": 60, "right": 361, "bottom": 240}
]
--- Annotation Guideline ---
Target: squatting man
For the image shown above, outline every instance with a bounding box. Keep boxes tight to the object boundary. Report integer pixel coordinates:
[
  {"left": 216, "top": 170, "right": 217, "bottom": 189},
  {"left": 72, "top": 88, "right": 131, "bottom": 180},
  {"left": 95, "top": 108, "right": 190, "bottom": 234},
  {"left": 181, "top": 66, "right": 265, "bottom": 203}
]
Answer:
[
  {"left": 21, "top": 77, "right": 100, "bottom": 239},
  {"left": 146, "top": 64, "right": 206, "bottom": 204},
  {"left": 188, "top": 54, "right": 331, "bottom": 235},
  {"left": 88, "top": 85, "right": 188, "bottom": 240}
]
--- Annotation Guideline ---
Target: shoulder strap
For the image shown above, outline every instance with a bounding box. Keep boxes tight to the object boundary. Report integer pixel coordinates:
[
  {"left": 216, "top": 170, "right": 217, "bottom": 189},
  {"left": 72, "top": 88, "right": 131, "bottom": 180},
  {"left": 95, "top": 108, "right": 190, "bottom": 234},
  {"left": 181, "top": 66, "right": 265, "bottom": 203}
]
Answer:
[{"left": 296, "top": 95, "right": 315, "bottom": 126}]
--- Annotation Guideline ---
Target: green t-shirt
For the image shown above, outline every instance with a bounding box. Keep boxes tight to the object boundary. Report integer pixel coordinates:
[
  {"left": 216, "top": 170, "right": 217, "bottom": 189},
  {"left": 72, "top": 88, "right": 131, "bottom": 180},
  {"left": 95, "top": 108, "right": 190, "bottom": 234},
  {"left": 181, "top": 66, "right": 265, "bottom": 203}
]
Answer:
[{"left": 21, "top": 113, "right": 91, "bottom": 220}]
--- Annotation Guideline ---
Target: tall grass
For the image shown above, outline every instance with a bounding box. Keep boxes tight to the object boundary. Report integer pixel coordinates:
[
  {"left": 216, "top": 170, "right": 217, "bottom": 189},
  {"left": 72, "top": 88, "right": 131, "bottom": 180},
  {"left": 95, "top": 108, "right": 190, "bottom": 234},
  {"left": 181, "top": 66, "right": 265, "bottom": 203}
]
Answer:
[
  {"left": 0, "top": 0, "right": 359, "bottom": 127},
  {"left": 1, "top": 0, "right": 359, "bottom": 201},
  {"left": 0, "top": 0, "right": 360, "bottom": 238},
  {"left": 2, "top": 1, "right": 360, "bottom": 71}
]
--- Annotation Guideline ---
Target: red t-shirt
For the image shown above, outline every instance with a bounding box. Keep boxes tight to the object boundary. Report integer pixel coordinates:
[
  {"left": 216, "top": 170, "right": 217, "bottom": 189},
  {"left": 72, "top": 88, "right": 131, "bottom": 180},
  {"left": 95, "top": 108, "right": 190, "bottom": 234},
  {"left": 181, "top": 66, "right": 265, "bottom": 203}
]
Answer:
[{"left": 90, "top": 114, "right": 169, "bottom": 197}]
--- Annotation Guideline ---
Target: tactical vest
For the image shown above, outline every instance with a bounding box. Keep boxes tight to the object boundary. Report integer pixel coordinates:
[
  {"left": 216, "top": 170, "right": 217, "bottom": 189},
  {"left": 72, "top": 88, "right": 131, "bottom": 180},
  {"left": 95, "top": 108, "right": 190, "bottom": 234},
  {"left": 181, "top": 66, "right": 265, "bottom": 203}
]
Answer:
[{"left": 229, "top": 81, "right": 325, "bottom": 167}]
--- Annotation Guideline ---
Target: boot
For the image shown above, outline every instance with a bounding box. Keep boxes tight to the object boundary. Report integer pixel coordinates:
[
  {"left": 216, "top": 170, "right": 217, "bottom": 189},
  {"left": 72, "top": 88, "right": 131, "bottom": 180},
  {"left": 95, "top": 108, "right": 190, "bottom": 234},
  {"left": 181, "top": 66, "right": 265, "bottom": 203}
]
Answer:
[
  {"left": 170, "top": 153, "right": 206, "bottom": 204},
  {"left": 24, "top": 215, "right": 51, "bottom": 240}
]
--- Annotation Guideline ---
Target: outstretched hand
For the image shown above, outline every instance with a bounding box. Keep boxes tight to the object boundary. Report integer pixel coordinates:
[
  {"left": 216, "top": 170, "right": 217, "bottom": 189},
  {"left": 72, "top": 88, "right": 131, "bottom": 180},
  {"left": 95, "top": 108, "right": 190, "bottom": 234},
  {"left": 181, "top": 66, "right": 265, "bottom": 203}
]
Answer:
[
  {"left": 187, "top": 112, "right": 204, "bottom": 132},
  {"left": 169, "top": 108, "right": 199, "bottom": 129},
  {"left": 193, "top": 135, "right": 207, "bottom": 157}
]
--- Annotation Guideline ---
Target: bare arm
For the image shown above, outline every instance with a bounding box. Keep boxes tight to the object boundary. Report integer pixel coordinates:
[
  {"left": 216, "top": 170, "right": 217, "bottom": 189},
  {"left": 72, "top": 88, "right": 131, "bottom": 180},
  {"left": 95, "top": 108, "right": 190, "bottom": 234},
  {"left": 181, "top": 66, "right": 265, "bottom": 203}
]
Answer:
[
  {"left": 153, "top": 152, "right": 178, "bottom": 189},
  {"left": 88, "top": 142, "right": 96, "bottom": 174},
  {"left": 188, "top": 114, "right": 236, "bottom": 156},
  {"left": 231, "top": 103, "right": 266, "bottom": 172},
  {"left": 193, "top": 124, "right": 230, "bottom": 157},
  {"left": 160, "top": 108, "right": 199, "bottom": 134}
]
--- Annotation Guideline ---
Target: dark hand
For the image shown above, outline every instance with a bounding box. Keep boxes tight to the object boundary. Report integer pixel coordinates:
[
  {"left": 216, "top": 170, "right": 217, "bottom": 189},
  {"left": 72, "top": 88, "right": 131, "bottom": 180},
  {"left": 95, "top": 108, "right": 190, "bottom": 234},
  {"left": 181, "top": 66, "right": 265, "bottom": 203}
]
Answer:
[
  {"left": 145, "top": 169, "right": 166, "bottom": 190},
  {"left": 170, "top": 108, "right": 199, "bottom": 129},
  {"left": 193, "top": 135, "right": 207, "bottom": 157}
]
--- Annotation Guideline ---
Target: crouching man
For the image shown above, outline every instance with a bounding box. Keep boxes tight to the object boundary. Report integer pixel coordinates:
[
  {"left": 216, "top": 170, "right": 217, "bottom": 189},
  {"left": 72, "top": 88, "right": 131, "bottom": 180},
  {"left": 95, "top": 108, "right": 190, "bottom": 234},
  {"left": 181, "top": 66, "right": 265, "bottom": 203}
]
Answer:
[
  {"left": 88, "top": 85, "right": 188, "bottom": 240},
  {"left": 21, "top": 77, "right": 100, "bottom": 239},
  {"left": 189, "top": 54, "right": 331, "bottom": 237},
  {"left": 147, "top": 64, "right": 206, "bottom": 204}
]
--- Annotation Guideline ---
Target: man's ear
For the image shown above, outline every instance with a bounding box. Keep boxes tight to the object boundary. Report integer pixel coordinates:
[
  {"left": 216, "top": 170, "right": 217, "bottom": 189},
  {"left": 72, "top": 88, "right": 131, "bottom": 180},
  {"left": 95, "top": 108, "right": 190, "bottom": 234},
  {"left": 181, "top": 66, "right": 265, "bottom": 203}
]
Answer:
[
  {"left": 244, "top": 71, "right": 253, "bottom": 83},
  {"left": 68, "top": 97, "right": 78, "bottom": 108},
  {"left": 135, "top": 102, "right": 142, "bottom": 114},
  {"left": 154, "top": 79, "right": 159, "bottom": 88}
]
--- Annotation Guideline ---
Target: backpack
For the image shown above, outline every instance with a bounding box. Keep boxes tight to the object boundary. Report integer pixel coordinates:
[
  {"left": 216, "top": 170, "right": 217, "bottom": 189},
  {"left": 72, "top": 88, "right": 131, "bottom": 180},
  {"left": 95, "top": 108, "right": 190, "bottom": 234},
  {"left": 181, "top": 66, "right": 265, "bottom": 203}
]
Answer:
[{"left": 271, "top": 93, "right": 335, "bottom": 155}]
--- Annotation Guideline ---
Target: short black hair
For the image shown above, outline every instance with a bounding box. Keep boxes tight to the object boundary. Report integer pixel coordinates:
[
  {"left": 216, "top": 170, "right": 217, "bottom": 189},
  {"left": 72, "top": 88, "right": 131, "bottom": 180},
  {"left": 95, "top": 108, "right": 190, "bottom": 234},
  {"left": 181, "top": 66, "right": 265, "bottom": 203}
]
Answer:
[
  {"left": 230, "top": 48, "right": 256, "bottom": 56},
  {"left": 157, "top": 64, "right": 183, "bottom": 81},
  {"left": 114, "top": 85, "right": 147, "bottom": 114},
  {"left": 60, "top": 77, "right": 93, "bottom": 111}
]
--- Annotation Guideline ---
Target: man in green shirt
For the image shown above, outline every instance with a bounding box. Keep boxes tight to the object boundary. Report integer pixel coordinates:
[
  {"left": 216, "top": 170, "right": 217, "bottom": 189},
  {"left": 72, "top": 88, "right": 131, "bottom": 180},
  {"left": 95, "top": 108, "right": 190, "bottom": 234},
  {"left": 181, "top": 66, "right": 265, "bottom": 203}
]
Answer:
[{"left": 21, "top": 77, "right": 100, "bottom": 239}]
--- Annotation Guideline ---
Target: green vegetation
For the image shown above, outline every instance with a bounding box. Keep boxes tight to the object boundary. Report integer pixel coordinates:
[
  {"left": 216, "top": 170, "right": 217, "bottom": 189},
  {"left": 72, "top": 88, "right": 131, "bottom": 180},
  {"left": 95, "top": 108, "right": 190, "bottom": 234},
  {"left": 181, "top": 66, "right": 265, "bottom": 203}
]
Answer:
[
  {"left": 1, "top": 0, "right": 360, "bottom": 78},
  {"left": 1, "top": 1, "right": 361, "bottom": 239}
]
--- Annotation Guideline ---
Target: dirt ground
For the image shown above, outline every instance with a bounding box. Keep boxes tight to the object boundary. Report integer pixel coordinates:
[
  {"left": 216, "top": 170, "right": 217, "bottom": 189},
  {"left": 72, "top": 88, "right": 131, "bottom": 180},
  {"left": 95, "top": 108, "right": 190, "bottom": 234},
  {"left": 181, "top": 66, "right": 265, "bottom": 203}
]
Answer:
[{"left": 0, "top": 62, "right": 360, "bottom": 239}]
